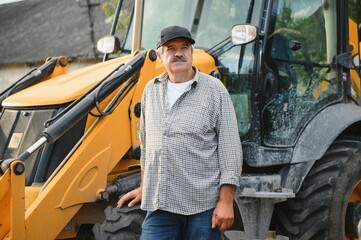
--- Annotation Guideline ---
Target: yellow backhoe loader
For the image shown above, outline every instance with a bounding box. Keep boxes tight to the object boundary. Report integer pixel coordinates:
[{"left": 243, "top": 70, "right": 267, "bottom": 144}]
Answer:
[{"left": 1, "top": 0, "right": 361, "bottom": 239}]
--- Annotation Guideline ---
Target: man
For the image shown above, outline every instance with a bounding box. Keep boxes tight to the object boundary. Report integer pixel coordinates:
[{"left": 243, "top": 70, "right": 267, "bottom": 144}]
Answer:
[{"left": 118, "top": 25, "right": 242, "bottom": 239}]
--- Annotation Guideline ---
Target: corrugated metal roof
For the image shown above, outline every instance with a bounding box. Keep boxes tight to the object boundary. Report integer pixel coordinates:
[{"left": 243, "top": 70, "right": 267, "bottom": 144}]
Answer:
[{"left": 0, "top": 0, "right": 111, "bottom": 64}]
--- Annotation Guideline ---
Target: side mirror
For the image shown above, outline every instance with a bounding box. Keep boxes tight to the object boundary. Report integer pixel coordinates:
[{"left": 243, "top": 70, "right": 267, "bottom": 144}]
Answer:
[
  {"left": 231, "top": 24, "right": 257, "bottom": 45},
  {"left": 353, "top": 54, "right": 360, "bottom": 75},
  {"left": 97, "top": 35, "right": 121, "bottom": 54},
  {"left": 353, "top": 54, "right": 360, "bottom": 67}
]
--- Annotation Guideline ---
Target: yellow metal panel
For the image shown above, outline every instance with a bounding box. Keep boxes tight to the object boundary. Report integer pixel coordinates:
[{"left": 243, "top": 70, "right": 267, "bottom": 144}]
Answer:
[
  {"left": 10, "top": 162, "right": 25, "bottom": 240},
  {"left": 0, "top": 162, "right": 26, "bottom": 240},
  {"left": 24, "top": 186, "right": 41, "bottom": 210},
  {"left": 24, "top": 61, "right": 136, "bottom": 239},
  {"left": 58, "top": 147, "right": 111, "bottom": 209},
  {"left": 0, "top": 170, "right": 10, "bottom": 201},
  {"left": 2, "top": 55, "right": 132, "bottom": 107},
  {"left": 0, "top": 171, "right": 11, "bottom": 240}
]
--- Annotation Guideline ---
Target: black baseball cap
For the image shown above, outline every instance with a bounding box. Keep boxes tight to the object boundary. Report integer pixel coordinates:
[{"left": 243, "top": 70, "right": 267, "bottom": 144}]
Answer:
[{"left": 157, "top": 26, "right": 195, "bottom": 49}]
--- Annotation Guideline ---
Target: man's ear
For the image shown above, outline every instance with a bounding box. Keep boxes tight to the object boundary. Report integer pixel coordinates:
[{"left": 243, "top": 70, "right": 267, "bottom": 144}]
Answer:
[{"left": 156, "top": 51, "right": 163, "bottom": 63}]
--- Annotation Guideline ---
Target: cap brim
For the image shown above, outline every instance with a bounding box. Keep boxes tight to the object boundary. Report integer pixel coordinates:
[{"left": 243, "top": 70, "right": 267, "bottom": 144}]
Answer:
[{"left": 157, "top": 36, "right": 195, "bottom": 48}]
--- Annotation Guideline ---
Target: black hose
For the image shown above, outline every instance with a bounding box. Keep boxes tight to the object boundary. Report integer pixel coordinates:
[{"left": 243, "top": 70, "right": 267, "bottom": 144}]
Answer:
[
  {"left": 44, "top": 63, "right": 124, "bottom": 127},
  {"left": 42, "top": 51, "right": 146, "bottom": 144},
  {"left": 0, "top": 58, "right": 58, "bottom": 111}
]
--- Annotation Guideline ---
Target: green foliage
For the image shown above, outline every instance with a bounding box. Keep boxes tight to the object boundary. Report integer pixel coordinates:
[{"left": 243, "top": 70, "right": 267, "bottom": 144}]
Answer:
[{"left": 101, "top": 0, "right": 132, "bottom": 34}]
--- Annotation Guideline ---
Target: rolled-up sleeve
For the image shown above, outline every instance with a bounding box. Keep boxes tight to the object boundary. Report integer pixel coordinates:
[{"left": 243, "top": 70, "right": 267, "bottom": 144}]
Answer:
[{"left": 217, "top": 91, "right": 243, "bottom": 187}]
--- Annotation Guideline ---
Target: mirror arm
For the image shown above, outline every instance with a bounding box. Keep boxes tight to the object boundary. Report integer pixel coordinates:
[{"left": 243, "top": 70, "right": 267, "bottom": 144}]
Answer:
[{"left": 103, "top": 0, "right": 124, "bottom": 61}]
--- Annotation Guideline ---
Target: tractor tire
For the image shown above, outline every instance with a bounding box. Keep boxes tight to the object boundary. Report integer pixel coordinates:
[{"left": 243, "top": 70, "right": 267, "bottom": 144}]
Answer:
[
  {"left": 75, "top": 224, "right": 95, "bottom": 240},
  {"left": 275, "top": 137, "right": 361, "bottom": 239},
  {"left": 92, "top": 204, "right": 145, "bottom": 240}
]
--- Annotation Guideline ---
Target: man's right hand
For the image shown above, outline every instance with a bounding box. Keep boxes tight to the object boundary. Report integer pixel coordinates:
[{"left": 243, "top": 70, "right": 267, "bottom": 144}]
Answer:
[{"left": 117, "top": 187, "right": 142, "bottom": 208}]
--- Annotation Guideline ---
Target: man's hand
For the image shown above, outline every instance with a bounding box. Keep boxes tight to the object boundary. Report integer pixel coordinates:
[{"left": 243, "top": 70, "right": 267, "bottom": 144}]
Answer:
[
  {"left": 212, "top": 184, "right": 236, "bottom": 231},
  {"left": 117, "top": 186, "right": 142, "bottom": 208}
]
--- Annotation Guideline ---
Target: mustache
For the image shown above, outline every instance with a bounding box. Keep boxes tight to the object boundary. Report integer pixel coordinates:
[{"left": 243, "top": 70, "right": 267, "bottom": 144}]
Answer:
[{"left": 172, "top": 56, "right": 186, "bottom": 62}]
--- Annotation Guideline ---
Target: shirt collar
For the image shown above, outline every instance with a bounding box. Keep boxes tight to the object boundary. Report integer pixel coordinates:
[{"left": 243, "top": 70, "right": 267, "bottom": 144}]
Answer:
[{"left": 155, "top": 67, "right": 199, "bottom": 85}]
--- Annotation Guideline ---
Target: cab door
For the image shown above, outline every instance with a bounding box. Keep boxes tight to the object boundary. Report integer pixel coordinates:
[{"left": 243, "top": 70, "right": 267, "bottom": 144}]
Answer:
[{"left": 261, "top": 0, "right": 342, "bottom": 147}]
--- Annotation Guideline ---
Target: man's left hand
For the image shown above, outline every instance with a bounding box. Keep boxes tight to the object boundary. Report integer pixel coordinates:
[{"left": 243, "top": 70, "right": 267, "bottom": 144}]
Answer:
[{"left": 211, "top": 184, "right": 236, "bottom": 231}]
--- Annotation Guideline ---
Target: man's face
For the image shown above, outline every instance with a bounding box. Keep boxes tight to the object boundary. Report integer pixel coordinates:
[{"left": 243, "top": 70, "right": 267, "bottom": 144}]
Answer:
[{"left": 158, "top": 38, "right": 193, "bottom": 75}]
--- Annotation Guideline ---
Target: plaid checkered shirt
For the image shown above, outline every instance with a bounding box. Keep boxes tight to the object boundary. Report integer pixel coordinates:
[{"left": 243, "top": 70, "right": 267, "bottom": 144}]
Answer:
[{"left": 140, "top": 68, "right": 243, "bottom": 215}]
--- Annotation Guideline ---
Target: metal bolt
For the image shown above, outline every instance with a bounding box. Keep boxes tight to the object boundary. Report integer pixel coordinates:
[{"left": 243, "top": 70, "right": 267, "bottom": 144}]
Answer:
[{"left": 13, "top": 162, "right": 25, "bottom": 175}]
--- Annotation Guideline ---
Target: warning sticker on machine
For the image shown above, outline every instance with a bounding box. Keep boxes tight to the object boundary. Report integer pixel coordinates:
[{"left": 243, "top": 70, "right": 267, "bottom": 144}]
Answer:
[{"left": 8, "top": 133, "right": 23, "bottom": 149}]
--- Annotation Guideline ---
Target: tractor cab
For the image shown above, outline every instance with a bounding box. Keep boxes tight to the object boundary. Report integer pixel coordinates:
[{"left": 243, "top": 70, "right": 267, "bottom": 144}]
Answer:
[{"left": 102, "top": 0, "right": 361, "bottom": 164}]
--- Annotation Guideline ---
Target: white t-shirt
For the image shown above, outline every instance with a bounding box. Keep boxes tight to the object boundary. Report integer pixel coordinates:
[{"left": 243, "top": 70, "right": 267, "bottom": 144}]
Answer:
[{"left": 167, "top": 80, "right": 194, "bottom": 108}]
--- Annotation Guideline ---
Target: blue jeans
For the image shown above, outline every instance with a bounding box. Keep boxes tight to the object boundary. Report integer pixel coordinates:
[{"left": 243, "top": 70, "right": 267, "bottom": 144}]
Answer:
[{"left": 141, "top": 208, "right": 221, "bottom": 240}]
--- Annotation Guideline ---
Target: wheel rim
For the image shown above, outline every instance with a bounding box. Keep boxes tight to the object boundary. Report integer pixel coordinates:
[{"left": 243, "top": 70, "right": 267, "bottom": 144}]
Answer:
[
  {"left": 345, "top": 180, "right": 361, "bottom": 239},
  {"left": 349, "top": 180, "right": 361, "bottom": 202}
]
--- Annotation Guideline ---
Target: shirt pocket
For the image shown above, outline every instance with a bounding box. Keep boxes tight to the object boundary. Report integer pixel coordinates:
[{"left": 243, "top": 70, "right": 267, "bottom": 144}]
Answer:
[{"left": 170, "top": 104, "right": 215, "bottom": 135}]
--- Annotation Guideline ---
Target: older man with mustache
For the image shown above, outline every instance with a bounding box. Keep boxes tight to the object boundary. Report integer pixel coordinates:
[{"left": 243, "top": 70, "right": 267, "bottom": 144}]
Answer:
[{"left": 118, "top": 26, "right": 243, "bottom": 240}]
